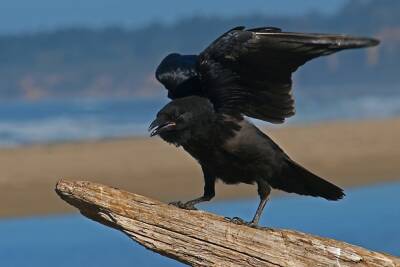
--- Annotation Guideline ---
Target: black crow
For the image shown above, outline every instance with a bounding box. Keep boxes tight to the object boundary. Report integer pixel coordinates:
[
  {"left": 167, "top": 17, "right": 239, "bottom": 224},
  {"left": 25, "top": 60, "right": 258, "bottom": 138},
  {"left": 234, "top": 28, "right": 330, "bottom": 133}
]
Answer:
[
  {"left": 149, "top": 96, "right": 344, "bottom": 226},
  {"left": 150, "top": 26, "right": 379, "bottom": 226},
  {"left": 156, "top": 26, "right": 379, "bottom": 124}
]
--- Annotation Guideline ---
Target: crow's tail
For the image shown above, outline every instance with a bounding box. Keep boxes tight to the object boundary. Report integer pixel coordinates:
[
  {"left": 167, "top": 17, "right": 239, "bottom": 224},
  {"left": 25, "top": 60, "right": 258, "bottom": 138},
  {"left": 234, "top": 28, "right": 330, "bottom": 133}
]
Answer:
[{"left": 271, "top": 159, "right": 345, "bottom": 200}]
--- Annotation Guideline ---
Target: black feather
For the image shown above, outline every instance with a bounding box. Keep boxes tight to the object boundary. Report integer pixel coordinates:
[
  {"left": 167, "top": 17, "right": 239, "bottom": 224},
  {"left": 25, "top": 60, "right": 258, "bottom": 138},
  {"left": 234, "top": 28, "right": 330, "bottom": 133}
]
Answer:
[
  {"left": 155, "top": 26, "right": 379, "bottom": 123},
  {"left": 274, "top": 159, "right": 345, "bottom": 200},
  {"left": 150, "top": 96, "right": 345, "bottom": 225}
]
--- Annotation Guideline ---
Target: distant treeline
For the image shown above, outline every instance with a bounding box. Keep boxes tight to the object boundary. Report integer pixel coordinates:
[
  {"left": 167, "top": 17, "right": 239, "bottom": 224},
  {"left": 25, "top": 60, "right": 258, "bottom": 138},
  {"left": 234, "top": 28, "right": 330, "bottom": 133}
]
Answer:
[{"left": 0, "top": 0, "right": 399, "bottom": 100}]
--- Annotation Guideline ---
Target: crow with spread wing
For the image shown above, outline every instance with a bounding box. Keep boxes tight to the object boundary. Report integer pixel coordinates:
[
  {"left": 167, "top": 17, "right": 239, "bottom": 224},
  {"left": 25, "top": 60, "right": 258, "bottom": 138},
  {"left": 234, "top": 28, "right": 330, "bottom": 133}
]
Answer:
[
  {"left": 156, "top": 26, "right": 379, "bottom": 123},
  {"left": 150, "top": 27, "right": 379, "bottom": 227}
]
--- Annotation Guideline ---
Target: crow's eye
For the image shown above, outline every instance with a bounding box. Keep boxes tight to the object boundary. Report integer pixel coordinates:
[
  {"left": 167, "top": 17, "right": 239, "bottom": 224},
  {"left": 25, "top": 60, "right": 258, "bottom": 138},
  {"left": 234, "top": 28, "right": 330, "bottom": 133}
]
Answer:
[
  {"left": 176, "top": 112, "right": 192, "bottom": 123},
  {"left": 176, "top": 114, "right": 184, "bottom": 122}
]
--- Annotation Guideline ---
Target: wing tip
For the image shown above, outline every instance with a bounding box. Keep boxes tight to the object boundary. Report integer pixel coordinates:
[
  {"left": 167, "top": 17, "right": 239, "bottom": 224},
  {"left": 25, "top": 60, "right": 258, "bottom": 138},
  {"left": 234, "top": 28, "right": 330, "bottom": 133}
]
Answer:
[
  {"left": 339, "top": 36, "right": 380, "bottom": 48},
  {"left": 364, "top": 37, "right": 380, "bottom": 47}
]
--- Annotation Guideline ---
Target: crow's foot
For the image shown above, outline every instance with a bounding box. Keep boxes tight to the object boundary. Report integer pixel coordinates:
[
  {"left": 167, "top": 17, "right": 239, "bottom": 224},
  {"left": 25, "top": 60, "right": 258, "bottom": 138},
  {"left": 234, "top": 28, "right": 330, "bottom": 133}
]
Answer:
[
  {"left": 169, "top": 201, "right": 198, "bottom": 210},
  {"left": 224, "top": 217, "right": 259, "bottom": 228}
]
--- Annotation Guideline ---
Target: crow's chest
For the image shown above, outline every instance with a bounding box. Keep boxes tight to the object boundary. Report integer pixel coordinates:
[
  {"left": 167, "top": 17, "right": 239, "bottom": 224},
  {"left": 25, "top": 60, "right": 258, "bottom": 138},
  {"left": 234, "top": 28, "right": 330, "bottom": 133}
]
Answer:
[{"left": 183, "top": 143, "right": 269, "bottom": 184}]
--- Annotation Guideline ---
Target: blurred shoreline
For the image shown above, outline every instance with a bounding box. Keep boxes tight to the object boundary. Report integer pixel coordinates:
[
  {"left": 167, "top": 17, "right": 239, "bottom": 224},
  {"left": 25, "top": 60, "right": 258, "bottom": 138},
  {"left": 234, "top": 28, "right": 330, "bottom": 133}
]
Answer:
[{"left": 2, "top": 117, "right": 400, "bottom": 218}]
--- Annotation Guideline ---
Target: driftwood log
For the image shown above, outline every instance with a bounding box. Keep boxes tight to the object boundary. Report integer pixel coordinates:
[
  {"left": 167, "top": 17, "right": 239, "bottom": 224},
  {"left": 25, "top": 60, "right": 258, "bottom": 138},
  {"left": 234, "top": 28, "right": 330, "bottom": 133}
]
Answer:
[{"left": 55, "top": 179, "right": 399, "bottom": 267}]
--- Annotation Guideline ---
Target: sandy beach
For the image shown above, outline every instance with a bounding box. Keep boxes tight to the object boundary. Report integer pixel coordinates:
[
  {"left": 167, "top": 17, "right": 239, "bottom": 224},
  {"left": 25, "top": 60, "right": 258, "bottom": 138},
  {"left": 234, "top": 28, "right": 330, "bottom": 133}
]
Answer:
[{"left": 2, "top": 118, "right": 400, "bottom": 218}]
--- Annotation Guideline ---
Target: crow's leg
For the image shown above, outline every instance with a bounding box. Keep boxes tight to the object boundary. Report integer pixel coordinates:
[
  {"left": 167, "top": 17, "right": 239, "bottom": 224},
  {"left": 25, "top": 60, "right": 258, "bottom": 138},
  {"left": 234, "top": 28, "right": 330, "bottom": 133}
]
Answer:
[
  {"left": 227, "top": 180, "right": 271, "bottom": 227},
  {"left": 251, "top": 180, "right": 271, "bottom": 225},
  {"left": 169, "top": 167, "right": 215, "bottom": 210}
]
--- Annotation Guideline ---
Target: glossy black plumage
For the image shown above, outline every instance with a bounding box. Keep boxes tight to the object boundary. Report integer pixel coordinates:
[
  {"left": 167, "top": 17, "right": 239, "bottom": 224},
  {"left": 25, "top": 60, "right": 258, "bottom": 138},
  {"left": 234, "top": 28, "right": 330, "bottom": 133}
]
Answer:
[
  {"left": 151, "top": 26, "right": 379, "bottom": 226},
  {"left": 156, "top": 26, "right": 379, "bottom": 123},
  {"left": 149, "top": 96, "right": 344, "bottom": 226}
]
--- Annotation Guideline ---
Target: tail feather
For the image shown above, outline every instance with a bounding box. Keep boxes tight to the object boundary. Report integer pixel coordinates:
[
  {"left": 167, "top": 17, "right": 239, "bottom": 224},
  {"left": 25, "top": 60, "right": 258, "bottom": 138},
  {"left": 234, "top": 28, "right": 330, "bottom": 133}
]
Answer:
[{"left": 271, "top": 159, "right": 345, "bottom": 200}]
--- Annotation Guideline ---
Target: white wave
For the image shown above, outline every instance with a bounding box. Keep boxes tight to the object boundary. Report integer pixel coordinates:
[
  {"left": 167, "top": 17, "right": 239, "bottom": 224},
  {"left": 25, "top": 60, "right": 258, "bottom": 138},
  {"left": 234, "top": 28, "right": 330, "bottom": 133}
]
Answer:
[
  {"left": 0, "top": 117, "right": 149, "bottom": 147},
  {"left": 291, "top": 95, "right": 400, "bottom": 123},
  {"left": 1, "top": 94, "right": 400, "bottom": 147},
  {"left": 348, "top": 96, "right": 400, "bottom": 118}
]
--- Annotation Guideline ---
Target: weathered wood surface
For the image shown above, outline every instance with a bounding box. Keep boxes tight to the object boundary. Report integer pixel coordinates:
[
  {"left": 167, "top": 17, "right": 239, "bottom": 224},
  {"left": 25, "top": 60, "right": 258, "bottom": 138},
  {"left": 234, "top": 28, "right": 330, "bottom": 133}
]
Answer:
[{"left": 55, "top": 179, "right": 400, "bottom": 267}]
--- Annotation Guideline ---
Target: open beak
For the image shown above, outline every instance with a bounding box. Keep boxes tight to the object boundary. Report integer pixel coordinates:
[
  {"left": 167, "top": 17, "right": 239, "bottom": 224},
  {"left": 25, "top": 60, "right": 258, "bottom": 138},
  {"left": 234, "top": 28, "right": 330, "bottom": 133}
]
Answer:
[{"left": 148, "top": 118, "right": 176, "bottom": 137}]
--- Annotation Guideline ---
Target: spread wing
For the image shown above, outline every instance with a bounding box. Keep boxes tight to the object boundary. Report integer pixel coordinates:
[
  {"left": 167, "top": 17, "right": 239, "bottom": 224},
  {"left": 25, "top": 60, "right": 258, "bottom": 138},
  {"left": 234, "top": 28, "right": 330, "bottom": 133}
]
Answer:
[{"left": 198, "top": 26, "right": 380, "bottom": 123}]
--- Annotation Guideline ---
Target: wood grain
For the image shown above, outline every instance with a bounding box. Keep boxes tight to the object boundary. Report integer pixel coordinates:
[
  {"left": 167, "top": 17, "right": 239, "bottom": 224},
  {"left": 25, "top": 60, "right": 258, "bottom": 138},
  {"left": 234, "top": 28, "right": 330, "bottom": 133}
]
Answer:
[{"left": 55, "top": 179, "right": 400, "bottom": 267}]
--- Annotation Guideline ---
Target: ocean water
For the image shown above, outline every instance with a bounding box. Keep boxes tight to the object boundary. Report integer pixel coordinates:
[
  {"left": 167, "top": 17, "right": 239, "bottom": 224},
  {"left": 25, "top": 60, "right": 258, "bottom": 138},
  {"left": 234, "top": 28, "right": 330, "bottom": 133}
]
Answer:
[
  {"left": 0, "top": 182, "right": 399, "bottom": 266},
  {"left": 1, "top": 89, "right": 400, "bottom": 147},
  {"left": 0, "top": 98, "right": 166, "bottom": 147}
]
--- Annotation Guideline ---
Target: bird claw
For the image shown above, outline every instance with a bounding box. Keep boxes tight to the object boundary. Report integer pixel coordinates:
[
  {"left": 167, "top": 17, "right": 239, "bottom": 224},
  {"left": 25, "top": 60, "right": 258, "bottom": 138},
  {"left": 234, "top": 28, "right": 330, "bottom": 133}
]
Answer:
[
  {"left": 225, "top": 216, "right": 246, "bottom": 224},
  {"left": 169, "top": 201, "right": 198, "bottom": 210},
  {"left": 224, "top": 217, "right": 258, "bottom": 228}
]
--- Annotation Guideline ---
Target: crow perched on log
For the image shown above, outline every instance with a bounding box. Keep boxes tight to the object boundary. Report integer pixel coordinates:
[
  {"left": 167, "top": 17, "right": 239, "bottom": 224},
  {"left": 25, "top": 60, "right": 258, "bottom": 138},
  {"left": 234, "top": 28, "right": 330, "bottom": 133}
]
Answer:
[
  {"left": 150, "top": 27, "right": 379, "bottom": 226},
  {"left": 149, "top": 96, "right": 345, "bottom": 226}
]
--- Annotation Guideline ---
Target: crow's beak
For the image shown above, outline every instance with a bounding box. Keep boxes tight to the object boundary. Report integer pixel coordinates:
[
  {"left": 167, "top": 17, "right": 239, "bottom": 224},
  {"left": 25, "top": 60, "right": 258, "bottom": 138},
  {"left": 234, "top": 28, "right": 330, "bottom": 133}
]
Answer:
[{"left": 149, "top": 118, "right": 176, "bottom": 137}]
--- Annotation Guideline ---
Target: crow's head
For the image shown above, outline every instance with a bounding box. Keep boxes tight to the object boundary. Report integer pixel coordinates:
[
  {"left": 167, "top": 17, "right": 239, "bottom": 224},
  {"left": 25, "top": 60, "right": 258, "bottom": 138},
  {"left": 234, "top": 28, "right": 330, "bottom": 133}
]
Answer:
[
  {"left": 155, "top": 53, "right": 201, "bottom": 98},
  {"left": 149, "top": 96, "right": 215, "bottom": 146}
]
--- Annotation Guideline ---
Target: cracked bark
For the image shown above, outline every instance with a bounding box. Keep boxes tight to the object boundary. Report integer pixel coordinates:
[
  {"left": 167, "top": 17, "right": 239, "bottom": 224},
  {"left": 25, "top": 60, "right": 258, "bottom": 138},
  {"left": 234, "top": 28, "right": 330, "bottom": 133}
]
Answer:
[{"left": 55, "top": 179, "right": 400, "bottom": 267}]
